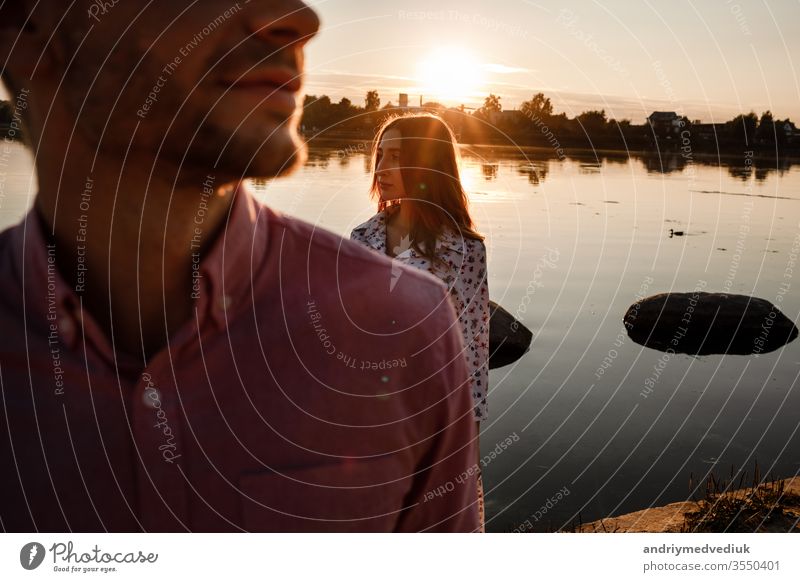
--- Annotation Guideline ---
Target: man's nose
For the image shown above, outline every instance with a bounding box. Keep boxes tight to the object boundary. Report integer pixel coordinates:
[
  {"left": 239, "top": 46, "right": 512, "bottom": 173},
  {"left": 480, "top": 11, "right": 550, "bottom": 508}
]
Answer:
[{"left": 246, "top": 1, "right": 320, "bottom": 47}]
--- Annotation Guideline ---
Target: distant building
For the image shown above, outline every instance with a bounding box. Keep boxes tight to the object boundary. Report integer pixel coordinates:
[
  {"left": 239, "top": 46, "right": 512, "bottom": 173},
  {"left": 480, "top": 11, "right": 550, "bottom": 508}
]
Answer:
[
  {"left": 776, "top": 120, "right": 800, "bottom": 146},
  {"left": 647, "top": 111, "right": 683, "bottom": 139},
  {"left": 780, "top": 120, "right": 798, "bottom": 136},
  {"left": 398, "top": 93, "right": 409, "bottom": 108}
]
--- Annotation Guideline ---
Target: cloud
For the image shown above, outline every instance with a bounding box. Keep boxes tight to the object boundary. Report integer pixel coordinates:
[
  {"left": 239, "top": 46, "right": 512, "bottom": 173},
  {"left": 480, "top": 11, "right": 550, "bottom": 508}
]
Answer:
[{"left": 481, "top": 64, "right": 531, "bottom": 74}]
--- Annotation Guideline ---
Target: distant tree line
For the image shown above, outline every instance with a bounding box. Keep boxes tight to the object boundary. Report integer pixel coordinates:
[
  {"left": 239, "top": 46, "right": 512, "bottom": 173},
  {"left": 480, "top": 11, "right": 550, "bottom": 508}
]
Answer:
[{"left": 299, "top": 90, "right": 800, "bottom": 155}]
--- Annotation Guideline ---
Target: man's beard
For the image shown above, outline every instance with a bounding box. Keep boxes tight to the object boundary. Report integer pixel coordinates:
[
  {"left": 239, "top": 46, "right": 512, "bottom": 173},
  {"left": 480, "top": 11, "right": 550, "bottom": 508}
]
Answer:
[{"left": 179, "top": 114, "right": 308, "bottom": 182}]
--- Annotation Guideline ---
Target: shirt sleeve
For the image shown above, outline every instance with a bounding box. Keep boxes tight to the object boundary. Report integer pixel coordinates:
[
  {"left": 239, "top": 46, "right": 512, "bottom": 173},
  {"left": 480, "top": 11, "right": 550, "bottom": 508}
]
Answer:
[{"left": 456, "top": 239, "right": 490, "bottom": 421}]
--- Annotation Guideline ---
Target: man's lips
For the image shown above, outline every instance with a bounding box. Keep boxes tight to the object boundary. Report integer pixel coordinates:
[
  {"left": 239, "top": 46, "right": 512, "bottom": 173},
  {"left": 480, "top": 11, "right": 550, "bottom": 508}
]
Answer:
[
  {"left": 219, "top": 67, "right": 301, "bottom": 112},
  {"left": 220, "top": 68, "right": 302, "bottom": 93}
]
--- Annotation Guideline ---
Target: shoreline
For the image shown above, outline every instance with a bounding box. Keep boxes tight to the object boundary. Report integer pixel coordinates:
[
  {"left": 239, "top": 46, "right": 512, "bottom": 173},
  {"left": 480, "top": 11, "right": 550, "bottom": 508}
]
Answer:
[
  {"left": 577, "top": 477, "right": 800, "bottom": 533},
  {"left": 304, "top": 136, "right": 800, "bottom": 164}
]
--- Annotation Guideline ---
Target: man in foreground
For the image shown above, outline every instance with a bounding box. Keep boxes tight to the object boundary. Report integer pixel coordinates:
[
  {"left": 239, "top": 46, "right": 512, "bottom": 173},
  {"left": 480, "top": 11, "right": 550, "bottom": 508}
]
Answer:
[{"left": 0, "top": 0, "right": 479, "bottom": 531}]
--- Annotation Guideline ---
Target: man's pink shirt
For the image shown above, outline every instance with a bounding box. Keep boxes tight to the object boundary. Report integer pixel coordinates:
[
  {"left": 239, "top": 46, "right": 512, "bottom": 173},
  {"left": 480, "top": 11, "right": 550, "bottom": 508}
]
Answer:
[{"left": 0, "top": 187, "right": 479, "bottom": 532}]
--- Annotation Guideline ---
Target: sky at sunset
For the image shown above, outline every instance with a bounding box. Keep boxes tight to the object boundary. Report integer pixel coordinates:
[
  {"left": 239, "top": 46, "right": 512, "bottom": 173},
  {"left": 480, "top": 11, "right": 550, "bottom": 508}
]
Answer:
[
  {"left": 2, "top": 1, "right": 798, "bottom": 124},
  {"left": 303, "top": 0, "right": 800, "bottom": 123}
]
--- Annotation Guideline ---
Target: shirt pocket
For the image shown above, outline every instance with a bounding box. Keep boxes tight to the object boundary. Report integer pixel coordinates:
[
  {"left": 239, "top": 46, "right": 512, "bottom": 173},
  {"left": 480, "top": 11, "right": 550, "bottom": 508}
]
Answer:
[{"left": 237, "top": 455, "right": 413, "bottom": 532}]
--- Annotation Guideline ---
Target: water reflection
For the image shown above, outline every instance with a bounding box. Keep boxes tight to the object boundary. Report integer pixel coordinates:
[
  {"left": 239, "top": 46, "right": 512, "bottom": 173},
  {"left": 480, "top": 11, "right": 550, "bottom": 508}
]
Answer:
[
  {"left": 481, "top": 163, "right": 499, "bottom": 180},
  {"left": 305, "top": 140, "right": 799, "bottom": 185},
  {"left": 578, "top": 162, "right": 602, "bottom": 174},
  {"left": 516, "top": 162, "right": 549, "bottom": 185}
]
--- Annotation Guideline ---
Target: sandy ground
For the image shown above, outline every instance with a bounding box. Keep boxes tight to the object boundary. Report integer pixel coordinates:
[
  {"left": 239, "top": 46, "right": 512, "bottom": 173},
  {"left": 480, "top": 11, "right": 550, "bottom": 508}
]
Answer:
[{"left": 577, "top": 477, "right": 800, "bottom": 533}]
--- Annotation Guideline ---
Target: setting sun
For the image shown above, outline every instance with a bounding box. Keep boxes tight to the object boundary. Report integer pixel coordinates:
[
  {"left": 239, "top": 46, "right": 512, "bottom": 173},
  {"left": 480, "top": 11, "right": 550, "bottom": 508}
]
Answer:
[{"left": 416, "top": 47, "right": 486, "bottom": 105}]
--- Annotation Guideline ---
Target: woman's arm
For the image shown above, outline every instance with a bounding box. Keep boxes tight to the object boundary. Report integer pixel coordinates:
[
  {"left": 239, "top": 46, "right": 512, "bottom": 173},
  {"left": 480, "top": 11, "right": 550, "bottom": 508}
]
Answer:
[{"left": 451, "top": 238, "right": 490, "bottom": 422}]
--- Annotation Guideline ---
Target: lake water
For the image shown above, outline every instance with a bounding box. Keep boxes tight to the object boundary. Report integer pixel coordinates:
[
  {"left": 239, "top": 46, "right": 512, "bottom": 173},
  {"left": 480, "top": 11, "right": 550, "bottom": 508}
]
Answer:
[{"left": 2, "top": 141, "right": 799, "bottom": 532}]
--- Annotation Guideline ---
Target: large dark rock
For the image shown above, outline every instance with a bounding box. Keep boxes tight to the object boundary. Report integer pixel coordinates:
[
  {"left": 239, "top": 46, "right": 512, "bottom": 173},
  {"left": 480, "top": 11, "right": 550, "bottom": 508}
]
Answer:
[
  {"left": 624, "top": 292, "right": 798, "bottom": 355},
  {"left": 489, "top": 300, "right": 533, "bottom": 369}
]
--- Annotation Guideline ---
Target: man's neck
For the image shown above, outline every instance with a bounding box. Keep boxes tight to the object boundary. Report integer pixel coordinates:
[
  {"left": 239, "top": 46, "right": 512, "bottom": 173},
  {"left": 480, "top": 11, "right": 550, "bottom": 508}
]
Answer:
[{"left": 35, "top": 148, "right": 236, "bottom": 365}]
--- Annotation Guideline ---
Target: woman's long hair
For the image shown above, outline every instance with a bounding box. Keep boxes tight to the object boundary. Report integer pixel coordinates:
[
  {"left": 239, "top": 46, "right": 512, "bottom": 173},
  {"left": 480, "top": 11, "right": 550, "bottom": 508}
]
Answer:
[{"left": 370, "top": 113, "right": 483, "bottom": 264}]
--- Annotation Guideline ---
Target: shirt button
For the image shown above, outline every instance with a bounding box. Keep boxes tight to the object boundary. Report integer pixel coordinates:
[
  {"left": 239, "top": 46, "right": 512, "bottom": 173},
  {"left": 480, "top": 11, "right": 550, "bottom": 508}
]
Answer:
[
  {"left": 219, "top": 295, "right": 233, "bottom": 310},
  {"left": 143, "top": 388, "right": 162, "bottom": 409}
]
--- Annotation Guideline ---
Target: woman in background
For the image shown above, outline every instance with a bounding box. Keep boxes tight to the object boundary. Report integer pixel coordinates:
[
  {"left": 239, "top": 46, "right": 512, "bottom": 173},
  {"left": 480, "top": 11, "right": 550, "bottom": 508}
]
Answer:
[{"left": 351, "top": 113, "right": 490, "bottom": 530}]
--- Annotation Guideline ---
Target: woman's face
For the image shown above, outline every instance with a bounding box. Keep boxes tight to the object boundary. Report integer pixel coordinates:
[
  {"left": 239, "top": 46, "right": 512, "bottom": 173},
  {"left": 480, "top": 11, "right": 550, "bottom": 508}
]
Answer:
[{"left": 375, "top": 128, "right": 407, "bottom": 202}]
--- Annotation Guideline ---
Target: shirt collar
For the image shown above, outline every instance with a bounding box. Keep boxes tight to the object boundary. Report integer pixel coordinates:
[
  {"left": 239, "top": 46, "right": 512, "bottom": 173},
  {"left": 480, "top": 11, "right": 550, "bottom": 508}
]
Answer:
[
  {"left": 10, "top": 182, "right": 269, "bottom": 346},
  {"left": 11, "top": 209, "right": 80, "bottom": 348},
  {"left": 352, "top": 211, "right": 387, "bottom": 252},
  {"left": 199, "top": 182, "right": 269, "bottom": 328},
  {"left": 434, "top": 227, "right": 466, "bottom": 255},
  {"left": 352, "top": 209, "right": 466, "bottom": 256}
]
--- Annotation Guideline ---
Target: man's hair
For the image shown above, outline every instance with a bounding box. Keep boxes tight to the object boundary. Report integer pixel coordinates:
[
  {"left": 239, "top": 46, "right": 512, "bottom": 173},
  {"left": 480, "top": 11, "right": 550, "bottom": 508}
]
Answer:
[
  {"left": 0, "top": 3, "right": 33, "bottom": 101},
  {"left": 0, "top": 3, "right": 29, "bottom": 27}
]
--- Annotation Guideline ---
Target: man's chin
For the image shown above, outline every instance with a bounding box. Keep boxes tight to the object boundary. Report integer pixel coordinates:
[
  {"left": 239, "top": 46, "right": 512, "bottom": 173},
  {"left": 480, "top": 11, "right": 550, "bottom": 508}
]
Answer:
[
  {"left": 185, "top": 120, "right": 307, "bottom": 181},
  {"left": 238, "top": 133, "right": 307, "bottom": 179}
]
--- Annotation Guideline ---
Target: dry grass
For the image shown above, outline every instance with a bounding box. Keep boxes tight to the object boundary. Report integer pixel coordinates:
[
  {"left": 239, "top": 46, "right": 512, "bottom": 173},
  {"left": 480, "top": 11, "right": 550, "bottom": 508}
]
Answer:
[{"left": 681, "top": 460, "right": 800, "bottom": 533}]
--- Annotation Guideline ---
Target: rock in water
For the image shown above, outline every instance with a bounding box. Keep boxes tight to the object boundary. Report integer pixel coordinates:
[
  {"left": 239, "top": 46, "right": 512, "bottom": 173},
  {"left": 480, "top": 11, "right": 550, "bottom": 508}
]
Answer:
[
  {"left": 489, "top": 301, "right": 533, "bottom": 369},
  {"left": 624, "top": 292, "right": 798, "bottom": 355}
]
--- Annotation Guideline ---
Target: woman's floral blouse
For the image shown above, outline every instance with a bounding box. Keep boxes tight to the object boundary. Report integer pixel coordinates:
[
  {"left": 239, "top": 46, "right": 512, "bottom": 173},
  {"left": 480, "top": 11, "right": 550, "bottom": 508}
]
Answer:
[{"left": 351, "top": 210, "right": 490, "bottom": 421}]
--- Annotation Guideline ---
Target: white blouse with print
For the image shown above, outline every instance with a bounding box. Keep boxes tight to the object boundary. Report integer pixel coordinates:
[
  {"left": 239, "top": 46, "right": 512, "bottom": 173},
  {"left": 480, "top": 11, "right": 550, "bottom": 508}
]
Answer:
[{"left": 351, "top": 210, "right": 490, "bottom": 421}]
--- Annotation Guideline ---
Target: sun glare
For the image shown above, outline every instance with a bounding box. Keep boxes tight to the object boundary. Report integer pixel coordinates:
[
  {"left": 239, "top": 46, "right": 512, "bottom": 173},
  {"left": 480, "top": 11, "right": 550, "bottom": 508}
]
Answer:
[{"left": 417, "top": 47, "right": 486, "bottom": 105}]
